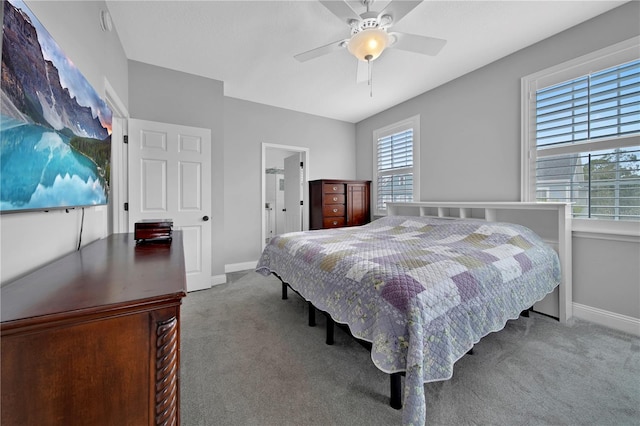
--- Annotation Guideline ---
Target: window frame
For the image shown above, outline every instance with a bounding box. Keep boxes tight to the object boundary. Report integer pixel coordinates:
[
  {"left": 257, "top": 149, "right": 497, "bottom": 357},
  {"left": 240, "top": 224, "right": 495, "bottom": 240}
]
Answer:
[
  {"left": 372, "top": 115, "right": 420, "bottom": 216},
  {"left": 521, "top": 36, "right": 640, "bottom": 234}
]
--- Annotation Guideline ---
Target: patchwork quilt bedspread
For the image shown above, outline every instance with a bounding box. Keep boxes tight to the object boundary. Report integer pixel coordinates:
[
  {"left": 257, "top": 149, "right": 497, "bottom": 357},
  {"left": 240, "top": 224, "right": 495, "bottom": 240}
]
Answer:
[{"left": 256, "top": 215, "right": 561, "bottom": 425}]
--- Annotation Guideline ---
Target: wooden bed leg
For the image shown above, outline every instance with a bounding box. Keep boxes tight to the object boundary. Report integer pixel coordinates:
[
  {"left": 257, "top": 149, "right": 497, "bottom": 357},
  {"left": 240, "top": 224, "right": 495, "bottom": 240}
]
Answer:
[
  {"left": 521, "top": 306, "right": 532, "bottom": 317},
  {"left": 325, "top": 314, "right": 334, "bottom": 345},
  {"left": 281, "top": 282, "right": 288, "bottom": 300},
  {"left": 390, "top": 373, "right": 402, "bottom": 409},
  {"left": 308, "top": 302, "right": 316, "bottom": 327}
]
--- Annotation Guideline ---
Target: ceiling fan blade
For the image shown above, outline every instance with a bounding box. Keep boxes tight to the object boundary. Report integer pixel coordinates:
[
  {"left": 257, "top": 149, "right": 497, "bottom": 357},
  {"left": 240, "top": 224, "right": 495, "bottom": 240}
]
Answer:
[
  {"left": 294, "top": 39, "right": 348, "bottom": 62},
  {"left": 389, "top": 32, "right": 447, "bottom": 56},
  {"left": 319, "top": 0, "right": 361, "bottom": 25},
  {"left": 356, "top": 60, "right": 368, "bottom": 84},
  {"left": 378, "top": 0, "right": 423, "bottom": 24}
]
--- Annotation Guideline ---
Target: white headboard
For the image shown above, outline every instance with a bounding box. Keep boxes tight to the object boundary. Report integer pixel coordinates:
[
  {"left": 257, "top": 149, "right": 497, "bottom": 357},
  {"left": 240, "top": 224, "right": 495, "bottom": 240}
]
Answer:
[{"left": 386, "top": 202, "right": 572, "bottom": 323}]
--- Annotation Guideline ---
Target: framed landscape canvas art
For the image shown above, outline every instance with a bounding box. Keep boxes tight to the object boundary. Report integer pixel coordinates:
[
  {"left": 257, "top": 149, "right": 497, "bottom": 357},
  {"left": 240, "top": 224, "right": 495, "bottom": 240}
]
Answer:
[{"left": 1, "top": 0, "right": 112, "bottom": 213}]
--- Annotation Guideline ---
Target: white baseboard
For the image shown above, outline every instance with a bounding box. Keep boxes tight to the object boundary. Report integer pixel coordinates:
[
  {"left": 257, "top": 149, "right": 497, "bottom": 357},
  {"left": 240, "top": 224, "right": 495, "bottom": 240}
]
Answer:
[
  {"left": 205, "top": 261, "right": 258, "bottom": 288},
  {"left": 224, "top": 261, "right": 258, "bottom": 274},
  {"left": 573, "top": 302, "right": 640, "bottom": 336},
  {"left": 211, "top": 274, "right": 226, "bottom": 286}
]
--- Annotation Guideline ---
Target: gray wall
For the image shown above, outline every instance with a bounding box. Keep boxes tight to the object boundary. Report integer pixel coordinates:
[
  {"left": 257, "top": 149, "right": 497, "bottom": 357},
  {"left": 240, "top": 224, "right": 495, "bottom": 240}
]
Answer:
[
  {"left": 1, "top": 0, "right": 129, "bottom": 283},
  {"left": 224, "top": 97, "right": 355, "bottom": 265},
  {"left": 355, "top": 2, "right": 640, "bottom": 319},
  {"left": 126, "top": 74, "right": 357, "bottom": 271},
  {"left": 573, "top": 236, "right": 640, "bottom": 317},
  {"left": 128, "top": 60, "right": 226, "bottom": 277}
]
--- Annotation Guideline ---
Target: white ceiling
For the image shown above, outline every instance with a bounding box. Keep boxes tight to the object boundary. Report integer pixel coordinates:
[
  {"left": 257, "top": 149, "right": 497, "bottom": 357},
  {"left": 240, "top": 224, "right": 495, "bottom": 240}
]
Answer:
[{"left": 106, "top": 0, "right": 626, "bottom": 123}]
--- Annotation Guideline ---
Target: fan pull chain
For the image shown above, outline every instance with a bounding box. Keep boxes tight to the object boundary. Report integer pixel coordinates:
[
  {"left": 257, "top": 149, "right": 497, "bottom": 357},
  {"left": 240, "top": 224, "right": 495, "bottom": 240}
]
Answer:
[
  {"left": 366, "top": 56, "right": 373, "bottom": 97},
  {"left": 370, "top": 61, "right": 373, "bottom": 98}
]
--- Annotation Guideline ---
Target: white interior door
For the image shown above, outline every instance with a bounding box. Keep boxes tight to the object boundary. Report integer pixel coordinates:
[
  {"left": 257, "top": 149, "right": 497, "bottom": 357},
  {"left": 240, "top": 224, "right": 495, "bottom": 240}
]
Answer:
[
  {"left": 275, "top": 174, "right": 285, "bottom": 234},
  {"left": 128, "top": 119, "right": 212, "bottom": 292},
  {"left": 283, "top": 153, "right": 302, "bottom": 233}
]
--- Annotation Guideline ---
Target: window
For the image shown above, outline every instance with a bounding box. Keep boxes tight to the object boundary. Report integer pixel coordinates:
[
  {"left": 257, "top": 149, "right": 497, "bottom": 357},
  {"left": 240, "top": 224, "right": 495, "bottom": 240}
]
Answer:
[
  {"left": 522, "top": 38, "right": 640, "bottom": 222},
  {"left": 373, "top": 116, "right": 420, "bottom": 215}
]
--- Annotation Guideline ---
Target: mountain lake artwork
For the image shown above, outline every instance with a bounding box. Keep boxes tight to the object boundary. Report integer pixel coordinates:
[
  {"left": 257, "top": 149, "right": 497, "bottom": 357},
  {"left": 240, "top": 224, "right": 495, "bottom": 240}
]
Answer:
[{"left": 1, "top": 0, "right": 112, "bottom": 213}]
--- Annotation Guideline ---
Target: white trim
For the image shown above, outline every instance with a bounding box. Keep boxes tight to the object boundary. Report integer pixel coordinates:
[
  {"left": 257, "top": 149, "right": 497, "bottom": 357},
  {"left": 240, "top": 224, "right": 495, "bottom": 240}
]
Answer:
[
  {"left": 211, "top": 274, "right": 227, "bottom": 286},
  {"left": 525, "top": 37, "right": 640, "bottom": 90},
  {"left": 520, "top": 57, "right": 531, "bottom": 201},
  {"left": 103, "top": 78, "right": 129, "bottom": 235},
  {"left": 109, "top": 117, "right": 128, "bottom": 234},
  {"left": 573, "top": 231, "right": 640, "bottom": 243},
  {"left": 104, "top": 78, "right": 128, "bottom": 118},
  {"left": 261, "top": 143, "right": 310, "bottom": 251},
  {"left": 572, "top": 218, "right": 640, "bottom": 238},
  {"left": 372, "top": 115, "right": 420, "bottom": 217},
  {"left": 225, "top": 261, "right": 258, "bottom": 273},
  {"left": 573, "top": 302, "right": 640, "bottom": 337}
]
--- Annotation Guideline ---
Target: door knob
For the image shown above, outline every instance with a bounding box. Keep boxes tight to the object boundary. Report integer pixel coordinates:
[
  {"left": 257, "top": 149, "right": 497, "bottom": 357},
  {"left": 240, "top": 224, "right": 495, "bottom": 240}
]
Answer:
[{"left": 202, "top": 215, "right": 209, "bottom": 221}]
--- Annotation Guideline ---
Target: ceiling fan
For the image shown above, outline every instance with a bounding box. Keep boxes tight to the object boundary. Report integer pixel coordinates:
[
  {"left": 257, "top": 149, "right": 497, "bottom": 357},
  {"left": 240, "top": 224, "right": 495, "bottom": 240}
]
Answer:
[{"left": 294, "top": 0, "right": 447, "bottom": 88}]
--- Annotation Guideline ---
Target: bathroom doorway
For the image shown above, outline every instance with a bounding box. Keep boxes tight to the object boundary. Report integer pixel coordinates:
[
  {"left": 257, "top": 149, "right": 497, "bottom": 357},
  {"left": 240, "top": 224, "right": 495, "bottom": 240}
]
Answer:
[{"left": 261, "top": 143, "right": 309, "bottom": 248}]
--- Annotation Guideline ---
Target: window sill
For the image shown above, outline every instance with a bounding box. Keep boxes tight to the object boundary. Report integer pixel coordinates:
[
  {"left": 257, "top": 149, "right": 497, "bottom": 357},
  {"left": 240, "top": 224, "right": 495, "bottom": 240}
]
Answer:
[{"left": 572, "top": 218, "right": 640, "bottom": 242}]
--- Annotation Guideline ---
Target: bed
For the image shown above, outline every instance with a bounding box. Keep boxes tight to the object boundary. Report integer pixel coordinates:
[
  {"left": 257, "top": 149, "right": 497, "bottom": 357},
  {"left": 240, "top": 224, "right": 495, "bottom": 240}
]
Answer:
[{"left": 256, "top": 201, "right": 572, "bottom": 425}]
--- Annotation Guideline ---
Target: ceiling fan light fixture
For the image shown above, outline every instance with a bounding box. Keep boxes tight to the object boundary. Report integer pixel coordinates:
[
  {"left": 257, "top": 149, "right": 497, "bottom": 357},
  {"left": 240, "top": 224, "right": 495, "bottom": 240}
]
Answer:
[{"left": 347, "top": 28, "right": 388, "bottom": 62}]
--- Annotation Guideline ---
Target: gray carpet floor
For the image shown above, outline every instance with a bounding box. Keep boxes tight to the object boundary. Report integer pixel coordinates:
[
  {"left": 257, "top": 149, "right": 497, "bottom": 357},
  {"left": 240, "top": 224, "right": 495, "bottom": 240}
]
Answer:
[{"left": 180, "top": 270, "right": 640, "bottom": 426}]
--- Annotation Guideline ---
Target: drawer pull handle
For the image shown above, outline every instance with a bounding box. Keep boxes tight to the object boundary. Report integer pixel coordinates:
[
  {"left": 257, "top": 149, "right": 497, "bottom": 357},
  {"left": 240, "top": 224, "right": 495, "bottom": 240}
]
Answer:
[
  {"left": 333, "top": 208, "right": 338, "bottom": 213},
  {"left": 333, "top": 197, "right": 338, "bottom": 201},
  {"left": 333, "top": 186, "right": 337, "bottom": 191},
  {"left": 333, "top": 221, "right": 338, "bottom": 225}
]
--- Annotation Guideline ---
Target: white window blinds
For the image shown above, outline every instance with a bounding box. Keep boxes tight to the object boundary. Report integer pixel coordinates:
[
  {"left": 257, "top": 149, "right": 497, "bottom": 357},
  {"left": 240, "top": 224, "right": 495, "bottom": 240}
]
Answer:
[
  {"left": 534, "top": 59, "right": 640, "bottom": 220},
  {"left": 536, "top": 60, "right": 640, "bottom": 147},
  {"left": 378, "top": 129, "right": 413, "bottom": 170},
  {"left": 376, "top": 128, "right": 414, "bottom": 211}
]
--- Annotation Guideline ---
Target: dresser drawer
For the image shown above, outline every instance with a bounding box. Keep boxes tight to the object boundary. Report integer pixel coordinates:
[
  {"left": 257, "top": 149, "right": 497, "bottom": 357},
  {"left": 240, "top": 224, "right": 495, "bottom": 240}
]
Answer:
[
  {"left": 323, "top": 204, "right": 345, "bottom": 217},
  {"left": 323, "top": 183, "right": 345, "bottom": 194},
  {"left": 323, "top": 217, "right": 346, "bottom": 228},
  {"left": 325, "top": 194, "right": 345, "bottom": 204}
]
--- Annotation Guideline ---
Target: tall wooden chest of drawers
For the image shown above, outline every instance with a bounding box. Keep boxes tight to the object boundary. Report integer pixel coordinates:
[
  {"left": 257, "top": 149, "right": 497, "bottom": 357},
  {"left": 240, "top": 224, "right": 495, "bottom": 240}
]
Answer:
[
  {"left": 0, "top": 233, "right": 187, "bottom": 426},
  {"left": 309, "top": 179, "right": 371, "bottom": 230}
]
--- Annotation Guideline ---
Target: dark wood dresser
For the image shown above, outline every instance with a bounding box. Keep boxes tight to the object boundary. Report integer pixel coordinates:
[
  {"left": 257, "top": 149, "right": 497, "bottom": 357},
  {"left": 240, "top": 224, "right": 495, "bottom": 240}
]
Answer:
[
  {"left": 0, "top": 232, "right": 187, "bottom": 426},
  {"left": 309, "top": 179, "right": 371, "bottom": 230}
]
